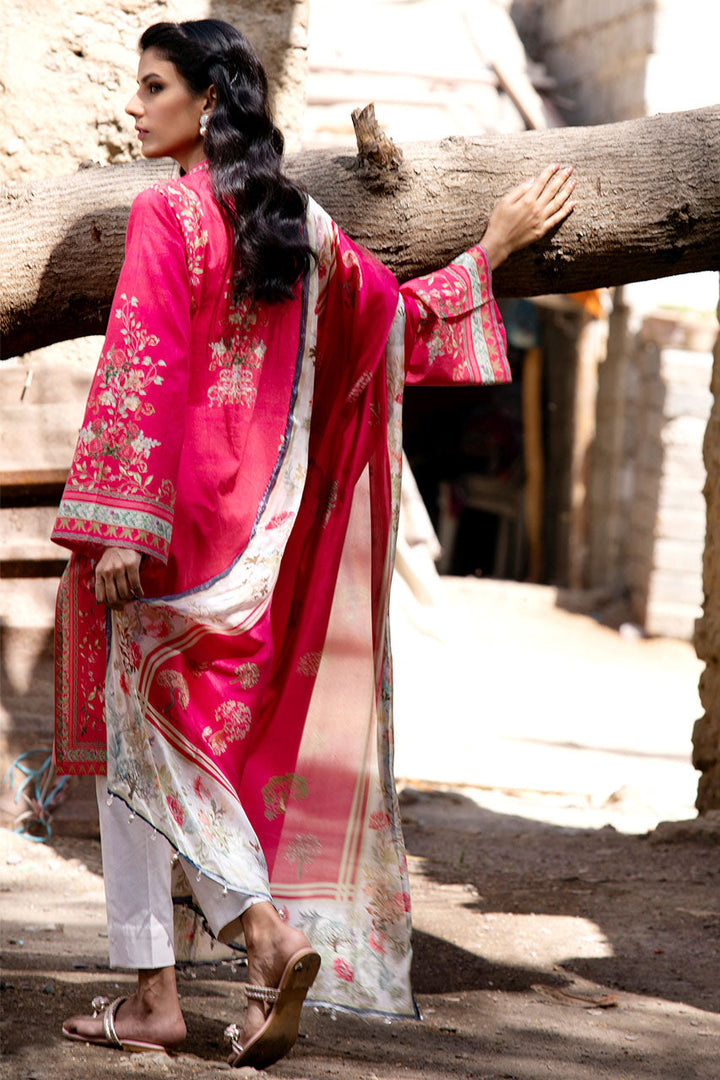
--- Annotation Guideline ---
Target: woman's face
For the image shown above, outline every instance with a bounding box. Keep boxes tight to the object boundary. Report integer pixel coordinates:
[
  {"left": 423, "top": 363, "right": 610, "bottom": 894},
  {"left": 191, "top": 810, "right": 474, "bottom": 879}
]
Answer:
[{"left": 125, "top": 47, "right": 212, "bottom": 171}]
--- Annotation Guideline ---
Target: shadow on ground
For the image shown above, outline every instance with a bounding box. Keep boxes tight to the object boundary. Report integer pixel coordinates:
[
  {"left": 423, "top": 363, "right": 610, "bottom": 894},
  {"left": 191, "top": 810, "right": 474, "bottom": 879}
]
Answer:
[
  {"left": 401, "top": 786, "right": 720, "bottom": 1015},
  {"left": 3, "top": 789, "right": 720, "bottom": 1079}
]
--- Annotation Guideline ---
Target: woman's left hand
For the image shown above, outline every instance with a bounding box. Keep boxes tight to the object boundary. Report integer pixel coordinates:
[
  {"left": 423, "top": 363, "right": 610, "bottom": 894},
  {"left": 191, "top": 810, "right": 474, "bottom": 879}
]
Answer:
[
  {"left": 481, "top": 163, "right": 577, "bottom": 270},
  {"left": 94, "top": 546, "right": 144, "bottom": 610}
]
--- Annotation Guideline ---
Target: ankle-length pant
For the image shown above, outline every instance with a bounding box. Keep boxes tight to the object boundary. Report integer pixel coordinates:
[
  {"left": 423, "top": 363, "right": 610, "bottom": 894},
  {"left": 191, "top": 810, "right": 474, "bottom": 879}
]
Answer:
[{"left": 96, "top": 777, "right": 262, "bottom": 970}]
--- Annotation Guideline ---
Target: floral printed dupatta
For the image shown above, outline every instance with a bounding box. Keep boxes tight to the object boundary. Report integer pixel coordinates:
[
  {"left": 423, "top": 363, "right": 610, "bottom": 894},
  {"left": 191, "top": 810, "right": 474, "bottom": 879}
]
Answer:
[{"left": 52, "top": 166, "right": 508, "bottom": 1017}]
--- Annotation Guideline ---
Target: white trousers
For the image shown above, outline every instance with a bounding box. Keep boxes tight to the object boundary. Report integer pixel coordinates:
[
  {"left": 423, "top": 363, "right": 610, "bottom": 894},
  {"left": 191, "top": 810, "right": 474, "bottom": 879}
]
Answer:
[{"left": 96, "top": 777, "right": 263, "bottom": 970}]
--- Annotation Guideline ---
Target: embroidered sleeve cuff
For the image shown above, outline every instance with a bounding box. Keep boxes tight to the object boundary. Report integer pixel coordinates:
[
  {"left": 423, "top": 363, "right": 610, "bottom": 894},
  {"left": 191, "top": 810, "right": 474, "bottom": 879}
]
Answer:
[{"left": 52, "top": 495, "right": 172, "bottom": 563}]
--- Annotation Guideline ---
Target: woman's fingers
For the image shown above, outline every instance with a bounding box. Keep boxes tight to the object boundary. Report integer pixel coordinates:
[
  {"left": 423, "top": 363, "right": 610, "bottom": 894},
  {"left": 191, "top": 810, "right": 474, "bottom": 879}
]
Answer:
[
  {"left": 544, "top": 198, "right": 578, "bottom": 233},
  {"left": 507, "top": 165, "right": 575, "bottom": 215},
  {"left": 481, "top": 162, "right": 577, "bottom": 268},
  {"left": 532, "top": 166, "right": 576, "bottom": 231},
  {"left": 127, "top": 559, "right": 145, "bottom": 600},
  {"left": 507, "top": 175, "right": 538, "bottom": 203},
  {"left": 94, "top": 547, "right": 144, "bottom": 608},
  {"left": 95, "top": 568, "right": 127, "bottom": 609},
  {"left": 546, "top": 170, "right": 575, "bottom": 210},
  {"left": 541, "top": 177, "right": 577, "bottom": 229},
  {"left": 536, "top": 162, "right": 568, "bottom": 198}
]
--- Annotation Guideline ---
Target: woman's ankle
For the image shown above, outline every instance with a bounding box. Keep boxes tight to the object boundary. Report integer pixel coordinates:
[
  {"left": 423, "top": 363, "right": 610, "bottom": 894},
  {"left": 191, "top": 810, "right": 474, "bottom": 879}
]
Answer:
[
  {"left": 136, "top": 965, "right": 181, "bottom": 1012},
  {"left": 240, "top": 901, "right": 284, "bottom": 947}
]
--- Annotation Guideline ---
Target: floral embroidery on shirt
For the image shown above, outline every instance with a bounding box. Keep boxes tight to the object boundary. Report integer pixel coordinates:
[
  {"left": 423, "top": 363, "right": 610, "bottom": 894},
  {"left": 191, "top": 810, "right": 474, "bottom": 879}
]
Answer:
[
  {"left": 69, "top": 295, "right": 172, "bottom": 502},
  {"left": 162, "top": 182, "right": 208, "bottom": 287},
  {"left": 342, "top": 248, "right": 364, "bottom": 298},
  {"left": 207, "top": 298, "right": 268, "bottom": 408},
  {"left": 346, "top": 370, "right": 373, "bottom": 405},
  {"left": 217, "top": 699, "right": 252, "bottom": 741},
  {"left": 76, "top": 626, "right": 106, "bottom": 738},
  {"left": 333, "top": 957, "right": 355, "bottom": 983}
]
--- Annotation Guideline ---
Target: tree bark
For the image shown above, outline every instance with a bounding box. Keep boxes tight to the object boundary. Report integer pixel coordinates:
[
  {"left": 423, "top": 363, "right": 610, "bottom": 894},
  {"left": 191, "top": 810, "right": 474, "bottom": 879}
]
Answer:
[{"left": 2, "top": 106, "right": 719, "bottom": 359}]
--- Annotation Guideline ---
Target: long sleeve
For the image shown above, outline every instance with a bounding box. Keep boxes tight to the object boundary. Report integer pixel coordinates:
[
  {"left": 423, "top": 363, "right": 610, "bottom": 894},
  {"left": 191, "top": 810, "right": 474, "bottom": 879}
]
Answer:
[
  {"left": 401, "top": 244, "right": 510, "bottom": 387},
  {"left": 52, "top": 186, "right": 193, "bottom": 564}
]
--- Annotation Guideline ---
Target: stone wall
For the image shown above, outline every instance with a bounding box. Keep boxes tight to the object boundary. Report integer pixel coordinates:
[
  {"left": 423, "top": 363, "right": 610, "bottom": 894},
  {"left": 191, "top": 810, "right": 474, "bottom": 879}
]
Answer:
[
  {"left": 0, "top": 0, "right": 308, "bottom": 186},
  {"left": 0, "top": 0, "right": 308, "bottom": 811},
  {"left": 627, "top": 315, "right": 713, "bottom": 640}
]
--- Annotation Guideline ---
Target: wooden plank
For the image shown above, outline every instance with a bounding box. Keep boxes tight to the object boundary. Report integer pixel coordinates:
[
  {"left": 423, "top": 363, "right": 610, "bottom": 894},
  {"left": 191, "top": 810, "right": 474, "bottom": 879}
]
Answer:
[{"left": 1, "top": 468, "right": 68, "bottom": 490}]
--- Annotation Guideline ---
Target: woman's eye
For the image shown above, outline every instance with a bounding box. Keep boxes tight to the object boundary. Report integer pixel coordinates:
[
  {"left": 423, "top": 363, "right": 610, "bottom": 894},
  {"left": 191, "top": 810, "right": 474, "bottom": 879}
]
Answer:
[{"left": 148, "top": 83, "right": 163, "bottom": 94}]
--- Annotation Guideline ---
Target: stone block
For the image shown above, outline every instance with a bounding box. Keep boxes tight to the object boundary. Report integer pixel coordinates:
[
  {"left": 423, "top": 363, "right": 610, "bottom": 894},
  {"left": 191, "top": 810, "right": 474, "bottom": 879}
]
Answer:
[
  {"left": 0, "top": 506, "right": 68, "bottom": 563},
  {"left": 645, "top": 598, "right": 701, "bottom": 641},
  {"left": 648, "top": 810, "right": 720, "bottom": 845},
  {"left": 656, "top": 479, "right": 705, "bottom": 512},
  {"left": 692, "top": 712, "right": 720, "bottom": 772},
  {"left": 651, "top": 538, "right": 704, "bottom": 575},
  {"left": 0, "top": 403, "right": 82, "bottom": 481},
  {"left": 647, "top": 566, "right": 703, "bottom": 605},
  {"left": 655, "top": 505, "right": 705, "bottom": 541},
  {"left": 0, "top": 580, "right": 58, "bottom": 778},
  {"left": 662, "top": 385, "right": 712, "bottom": 422},
  {"left": 660, "top": 347, "right": 714, "bottom": 384},
  {"left": 0, "top": 353, "right": 95, "bottom": 407},
  {"left": 696, "top": 761, "right": 720, "bottom": 813}
]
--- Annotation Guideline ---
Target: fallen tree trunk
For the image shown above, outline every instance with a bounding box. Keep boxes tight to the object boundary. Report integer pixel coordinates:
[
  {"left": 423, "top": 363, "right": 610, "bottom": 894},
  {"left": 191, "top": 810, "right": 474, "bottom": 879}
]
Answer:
[{"left": 2, "top": 106, "right": 719, "bottom": 359}]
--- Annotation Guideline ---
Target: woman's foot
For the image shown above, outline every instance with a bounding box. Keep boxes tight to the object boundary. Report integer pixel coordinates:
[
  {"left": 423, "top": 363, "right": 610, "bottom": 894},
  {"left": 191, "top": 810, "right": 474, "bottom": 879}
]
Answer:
[
  {"left": 62, "top": 966, "right": 186, "bottom": 1049},
  {"left": 236, "top": 903, "right": 313, "bottom": 1051}
]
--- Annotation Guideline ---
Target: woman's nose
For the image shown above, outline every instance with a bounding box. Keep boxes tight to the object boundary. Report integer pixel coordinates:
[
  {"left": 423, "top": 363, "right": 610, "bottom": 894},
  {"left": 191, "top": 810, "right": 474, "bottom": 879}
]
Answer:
[{"left": 125, "top": 93, "right": 142, "bottom": 117}]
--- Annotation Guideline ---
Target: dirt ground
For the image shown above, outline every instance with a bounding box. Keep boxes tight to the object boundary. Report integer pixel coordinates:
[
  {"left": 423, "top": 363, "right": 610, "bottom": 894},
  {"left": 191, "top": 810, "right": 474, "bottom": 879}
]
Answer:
[
  {"left": 2, "top": 579, "right": 718, "bottom": 1078},
  {"left": 3, "top": 785, "right": 720, "bottom": 1080}
]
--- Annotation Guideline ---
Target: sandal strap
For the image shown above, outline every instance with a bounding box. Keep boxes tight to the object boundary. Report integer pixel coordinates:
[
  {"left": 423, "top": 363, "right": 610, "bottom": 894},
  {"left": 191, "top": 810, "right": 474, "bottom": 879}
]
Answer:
[
  {"left": 224, "top": 983, "right": 280, "bottom": 1052},
  {"left": 91, "top": 995, "right": 126, "bottom": 1049},
  {"left": 243, "top": 982, "right": 280, "bottom": 1004}
]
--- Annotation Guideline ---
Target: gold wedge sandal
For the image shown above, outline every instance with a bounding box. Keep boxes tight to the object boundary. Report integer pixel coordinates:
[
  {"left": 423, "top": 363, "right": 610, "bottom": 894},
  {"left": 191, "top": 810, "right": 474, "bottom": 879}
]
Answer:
[{"left": 225, "top": 947, "right": 321, "bottom": 1069}]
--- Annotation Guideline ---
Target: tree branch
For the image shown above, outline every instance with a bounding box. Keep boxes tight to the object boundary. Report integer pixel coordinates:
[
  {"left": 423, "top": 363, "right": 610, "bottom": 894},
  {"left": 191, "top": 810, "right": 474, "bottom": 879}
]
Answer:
[{"left": 2, "top": 106, "right": 719, "bottom": 359}]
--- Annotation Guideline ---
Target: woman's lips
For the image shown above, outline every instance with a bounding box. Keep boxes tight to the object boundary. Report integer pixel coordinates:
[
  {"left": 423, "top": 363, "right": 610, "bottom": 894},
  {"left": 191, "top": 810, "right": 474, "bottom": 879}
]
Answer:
[{"left": 136, "top": 128, "right": 148, "bottom": 140}]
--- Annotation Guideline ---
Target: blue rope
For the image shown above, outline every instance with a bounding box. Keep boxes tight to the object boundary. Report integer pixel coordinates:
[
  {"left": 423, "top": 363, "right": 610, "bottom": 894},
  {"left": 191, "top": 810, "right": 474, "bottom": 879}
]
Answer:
[{"left": 3, "top": 748, "right": 68, "bottom": 842}]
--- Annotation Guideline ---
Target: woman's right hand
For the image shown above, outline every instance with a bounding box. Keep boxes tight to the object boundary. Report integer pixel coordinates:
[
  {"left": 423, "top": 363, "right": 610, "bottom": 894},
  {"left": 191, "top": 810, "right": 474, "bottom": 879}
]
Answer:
[
  {"left": 481, "top": 163, "right": 578, "bottom": 270},
  {"left": 95, "top": 547, "right": 144, "bottom": 609}
]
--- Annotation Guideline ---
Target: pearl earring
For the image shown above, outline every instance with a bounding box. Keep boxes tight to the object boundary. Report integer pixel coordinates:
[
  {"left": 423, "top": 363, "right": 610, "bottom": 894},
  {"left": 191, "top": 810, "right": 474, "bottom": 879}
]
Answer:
[{"left": 199, "top": 113, "right": 210, "bottom": 137}]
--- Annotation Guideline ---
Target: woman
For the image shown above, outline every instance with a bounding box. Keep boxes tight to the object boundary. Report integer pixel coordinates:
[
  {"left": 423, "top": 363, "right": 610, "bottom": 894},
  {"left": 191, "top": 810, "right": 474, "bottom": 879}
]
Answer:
[{"left": 54, "top": 18, "right": 576, "bottom": 1068}]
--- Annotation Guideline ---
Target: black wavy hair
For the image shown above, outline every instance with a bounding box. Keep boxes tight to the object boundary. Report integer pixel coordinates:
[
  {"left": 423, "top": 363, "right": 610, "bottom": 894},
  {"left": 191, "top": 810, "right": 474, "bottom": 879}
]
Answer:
[{"left": 139, "top": 19, "right": 313, "bottom": 304}]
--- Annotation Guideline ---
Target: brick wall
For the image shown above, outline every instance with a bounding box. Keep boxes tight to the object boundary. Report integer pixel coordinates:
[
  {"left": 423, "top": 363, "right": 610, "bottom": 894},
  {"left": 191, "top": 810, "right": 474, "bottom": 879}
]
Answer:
[{"left": 627, "top": 315, "right": 713, "bottom": 639}]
